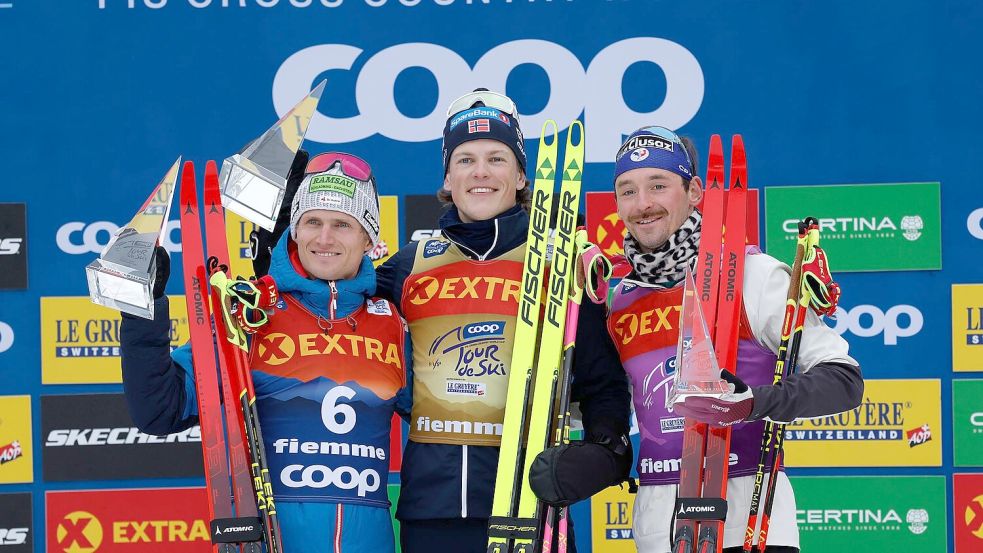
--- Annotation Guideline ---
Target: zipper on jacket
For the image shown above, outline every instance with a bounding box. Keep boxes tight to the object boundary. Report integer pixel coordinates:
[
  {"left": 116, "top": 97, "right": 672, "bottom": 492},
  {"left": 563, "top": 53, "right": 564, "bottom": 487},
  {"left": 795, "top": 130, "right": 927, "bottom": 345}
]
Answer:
[
  {"left": 328, "top": 280, "right": 338, "bottom": 319},
  {"left": 461, "top": 444, "right": 468, "bottom": 518}
]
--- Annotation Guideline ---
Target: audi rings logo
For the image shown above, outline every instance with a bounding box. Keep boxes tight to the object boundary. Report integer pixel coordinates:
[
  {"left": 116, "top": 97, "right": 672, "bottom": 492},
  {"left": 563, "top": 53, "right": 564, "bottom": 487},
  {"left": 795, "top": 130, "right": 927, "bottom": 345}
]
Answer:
[
  {"left": 56, "top": 221, "right": 182, "bottom": 255},
  {"left": 407, "top": 276, "right": 440, "bottom": 306},
  {"left": 281, "top": 464, "right": 380, "bottom": 497}
]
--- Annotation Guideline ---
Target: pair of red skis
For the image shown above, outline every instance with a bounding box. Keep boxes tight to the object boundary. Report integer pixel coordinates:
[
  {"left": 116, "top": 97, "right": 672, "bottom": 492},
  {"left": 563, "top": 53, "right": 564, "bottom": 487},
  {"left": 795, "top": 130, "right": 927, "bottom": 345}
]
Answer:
[
  {"left": 178, "top": 161, "right": 282, "bottom": 553},
  {"left": 671, "top": 135, "right": 747, "bottom": 553}
]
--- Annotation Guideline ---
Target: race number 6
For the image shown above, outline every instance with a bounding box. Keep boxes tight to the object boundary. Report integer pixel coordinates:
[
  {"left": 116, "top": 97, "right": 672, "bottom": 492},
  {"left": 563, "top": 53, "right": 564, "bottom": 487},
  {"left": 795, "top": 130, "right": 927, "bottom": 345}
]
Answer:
[{"left": 321, "top": 386, "right": 357, "bottom": 434}]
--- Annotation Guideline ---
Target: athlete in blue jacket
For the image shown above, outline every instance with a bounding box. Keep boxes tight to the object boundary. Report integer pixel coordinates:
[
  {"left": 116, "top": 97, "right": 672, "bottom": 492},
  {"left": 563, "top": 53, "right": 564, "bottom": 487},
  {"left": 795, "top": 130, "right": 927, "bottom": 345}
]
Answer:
[
  {"left": 375, "top": 89, "right": 633, "bottom": 553},
  {"left": 120, "top": 152, "right": 411, "bottom": 552}
]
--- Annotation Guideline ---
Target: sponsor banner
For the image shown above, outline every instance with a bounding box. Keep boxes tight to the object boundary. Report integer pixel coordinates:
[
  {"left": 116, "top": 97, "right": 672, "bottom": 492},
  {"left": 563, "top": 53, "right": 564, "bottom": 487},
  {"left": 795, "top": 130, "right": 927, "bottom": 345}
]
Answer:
[
  {"left": 388, "top": 484, "right": 401, "bottom": 553},
  {"left": 40, "top": 295, "right": 189, "bottom": 384},
  {"left": 792, "top": 475, "right": 946, "bottom": 551},
  {"left": 224, "top": 209, "right": 258, "bottom": 279},
  {"left": 0, "top": 320, "right": 14, "bottom": 354},
  {"left": 0, "top": 203, "right": 27, "bottom": 290},
  {"left": 953, "top": 284, "right": 983, "bottom": 371},
  {"left": 46, "top": 487, "right": 210, "bottom": 553},
  {"left": 953, "top": 379, "right": 983, "bottom": 467},
  {"left": 0, "top": 492, "right": 32, "bottom": 552},
  {"left": 590, "top": 485, "right": 636, "bottom": 552},
  {"left": 403, "top": 194, "right": 447, "bottom": 243},
  {"left": 373, "top": 195, "right": 399, "bottom": 267},
  {"left": 970, "top": 207, "right": 983, "bottom": 240},
  {"left": 764, "top": 182, "right": 941, "bottom": 271},
  {"left": 584, "top": 190, "right": 760, "bottom": 279},
  {"left": 954, "top": 473, "right": 983, "bottom": 552},
  {"left": 41, "top": 393, "right": 203, "bottom": 481},
  {"left": 783, "top": 379, "right": 942, "bottom": 467},
  {"left": 0, "top": 396, "right": 33, "bottom": 484},
  {"left": 56, "top": 219, "right": 182, "bottom": 255},
  {"left": 831, "top": 303, "right": 923, "bottom": 346}
]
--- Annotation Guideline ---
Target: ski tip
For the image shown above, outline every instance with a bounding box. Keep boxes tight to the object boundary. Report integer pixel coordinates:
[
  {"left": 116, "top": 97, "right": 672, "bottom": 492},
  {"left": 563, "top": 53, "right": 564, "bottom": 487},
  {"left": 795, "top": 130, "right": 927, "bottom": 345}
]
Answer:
[
  {"left": 204, "top": 160, "right": 221, "bottom": 209},
  {"left": 566, "top": 119, "right": 585, "bottom": 149},
  {"left": 730, "top": 135, "right": 747, "bottom": 189},
  {"left": 180, "top": 161, "right": 196, "bottom": 204},
  {"left": 707, "top": 134, "right": 725, "bottom": 190},
  {"left": 540, "top": 119, "right": 559, "bottom": 146}
]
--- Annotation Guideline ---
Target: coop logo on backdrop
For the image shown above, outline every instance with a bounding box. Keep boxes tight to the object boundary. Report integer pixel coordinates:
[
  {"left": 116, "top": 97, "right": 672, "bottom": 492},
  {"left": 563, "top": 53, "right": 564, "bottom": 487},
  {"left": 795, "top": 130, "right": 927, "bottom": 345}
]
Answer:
[
  {"left": 831, "top": 303, "right": 923, "bottom": 345},
  {"left": 273, "top": 38, "right": 705, "bottom": 163},
  {"left": 0, "top": 203, "right": 28, "bottom": 289},
  {"left": 0, "top": 492, "right": 32, "bottom": 552},
  {"left": 55, "top": 220, "right": 182, "bottom": 255},
  {"left": 41, "top": 394, "right": 202, "bottom": 481},
  {"left": 968, "top": 207, "right": 983, "bottom": 240},
  {"left": 765, "top": 183, "right": 941, "bottom": 272},
  {"left": 46, "top": 488, "right": 209, "bottom": 553},
  {"left": 0, "top": 321, "right": 13, "bottom": 354}
]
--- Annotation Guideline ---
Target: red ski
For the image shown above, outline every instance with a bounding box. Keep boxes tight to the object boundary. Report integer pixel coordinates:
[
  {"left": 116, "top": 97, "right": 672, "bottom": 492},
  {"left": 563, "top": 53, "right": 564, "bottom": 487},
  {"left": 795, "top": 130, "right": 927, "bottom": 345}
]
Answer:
[{"left": 673, "top": 136, "right": 748, "bottom": 553}]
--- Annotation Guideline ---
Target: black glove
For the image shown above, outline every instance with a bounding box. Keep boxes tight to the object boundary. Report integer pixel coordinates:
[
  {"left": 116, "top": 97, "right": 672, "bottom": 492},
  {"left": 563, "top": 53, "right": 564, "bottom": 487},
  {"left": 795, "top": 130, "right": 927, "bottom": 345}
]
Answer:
[
  {"left": 152, "top": 246, "right": 169, "bottom": 299},
  {"left": 529, "top": 421, "right": 632, "bottom": 507},
  {"left": 251, "top": 149, "right": 309, "bottom": 277}
]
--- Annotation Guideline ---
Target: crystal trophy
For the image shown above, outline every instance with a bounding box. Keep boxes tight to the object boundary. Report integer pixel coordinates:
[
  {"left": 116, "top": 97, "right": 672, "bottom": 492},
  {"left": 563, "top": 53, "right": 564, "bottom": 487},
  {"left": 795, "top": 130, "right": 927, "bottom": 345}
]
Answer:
[
  {"left": 666, "top": 267, "right": 729, "bottom": 408},
  {"left": 85, "top": 157, "right": 180, "bottom": 319},
  {"left": 219, "top": 81, "right": 325, "bottom": 230}
]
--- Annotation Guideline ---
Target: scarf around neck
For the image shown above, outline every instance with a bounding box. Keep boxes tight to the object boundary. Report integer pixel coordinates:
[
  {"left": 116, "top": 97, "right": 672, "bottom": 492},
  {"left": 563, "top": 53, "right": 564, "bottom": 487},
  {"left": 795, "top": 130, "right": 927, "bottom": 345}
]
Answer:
[{"left": 623, "top": 209, "right": 702, "bottom": 288}]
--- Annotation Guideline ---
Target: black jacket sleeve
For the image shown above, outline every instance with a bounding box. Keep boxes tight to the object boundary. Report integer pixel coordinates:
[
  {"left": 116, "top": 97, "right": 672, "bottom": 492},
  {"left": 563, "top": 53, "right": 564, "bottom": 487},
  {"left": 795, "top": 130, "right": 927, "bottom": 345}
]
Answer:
[
  {"left": 749, "top": 360, "right": 864, "bottom": 423},
  {"left": 570, "top": 298, "right": 632, "bottom": 441},
  {"left": 375, "top": 243, "right": 418, "bottom": 309},
  {"left": 120, "top": 296, "right": 198, "bottom": 435}
]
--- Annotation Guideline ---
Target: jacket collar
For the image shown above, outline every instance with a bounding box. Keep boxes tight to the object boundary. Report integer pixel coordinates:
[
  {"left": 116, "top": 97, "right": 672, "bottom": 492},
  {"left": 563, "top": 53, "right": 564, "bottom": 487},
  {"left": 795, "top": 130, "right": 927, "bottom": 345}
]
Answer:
[{"left": 439, "top": 204, "right": 528, "bottom": 260}]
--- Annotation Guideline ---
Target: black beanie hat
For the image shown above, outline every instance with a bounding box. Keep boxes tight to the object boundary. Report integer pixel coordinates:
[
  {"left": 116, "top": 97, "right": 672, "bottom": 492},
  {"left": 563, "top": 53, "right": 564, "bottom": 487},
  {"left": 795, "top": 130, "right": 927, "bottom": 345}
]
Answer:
[{"left": 441, "top": 92, "right": 526, "bottom": 173}]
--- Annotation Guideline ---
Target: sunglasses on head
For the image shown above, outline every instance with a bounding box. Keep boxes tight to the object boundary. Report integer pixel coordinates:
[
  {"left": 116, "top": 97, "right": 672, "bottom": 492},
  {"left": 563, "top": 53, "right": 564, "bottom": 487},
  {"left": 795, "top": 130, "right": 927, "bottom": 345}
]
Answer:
[
  {"left": 446, "top": 89, "right": 519, "bottom": 120},
  {"left": 303, "top": 152, "right": 380, "bottom": 209}
]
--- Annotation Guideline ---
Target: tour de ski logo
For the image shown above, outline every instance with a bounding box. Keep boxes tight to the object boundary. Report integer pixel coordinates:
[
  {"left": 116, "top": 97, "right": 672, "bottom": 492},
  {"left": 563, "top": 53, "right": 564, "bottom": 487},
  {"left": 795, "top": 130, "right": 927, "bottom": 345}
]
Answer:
[
  {"left": 429, "top": 321, "right": 507, "bottom": 379},
  {"left": 423, "top": 240, "right": 450, "bottom": 258}
]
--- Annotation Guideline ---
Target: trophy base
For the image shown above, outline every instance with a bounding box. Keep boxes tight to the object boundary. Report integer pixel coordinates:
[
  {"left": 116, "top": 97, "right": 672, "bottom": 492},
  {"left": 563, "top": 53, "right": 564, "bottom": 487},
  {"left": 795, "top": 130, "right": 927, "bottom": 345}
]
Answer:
[
  {"left": 86, "top": 259, "right": 155, "bottom": 319},
  {"left": 666, "top": 378, "right": 732, "bottom": 408}
]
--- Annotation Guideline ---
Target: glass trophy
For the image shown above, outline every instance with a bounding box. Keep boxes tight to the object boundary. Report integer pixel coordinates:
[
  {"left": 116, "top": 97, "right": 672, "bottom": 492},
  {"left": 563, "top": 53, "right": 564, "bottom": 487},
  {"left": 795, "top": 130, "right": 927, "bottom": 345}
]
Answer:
[
  {"left": 666, "top": 267, "right": 729, "bottom": 408},
  {"left": 85, "top": 157, "right": 180, "bottom": 320},
  {"left": 220, "top": 81, "right": 326, "bottom": 231}
]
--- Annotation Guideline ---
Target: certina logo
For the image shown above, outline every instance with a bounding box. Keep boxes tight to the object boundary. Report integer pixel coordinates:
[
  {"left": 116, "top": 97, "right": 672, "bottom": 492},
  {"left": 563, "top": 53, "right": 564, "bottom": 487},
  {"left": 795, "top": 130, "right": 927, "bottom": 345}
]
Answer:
[
  {"left": 0, "top": 238, "right": 22, "bottom": 255},
  {"left": 971, "top": 412, "right": 983, "bottom": 432},
  {"left": 612, "top": 306, "right": 681, "bottom": 345},
  {"left": 273, "top": 38, "right": 704, "bottom": 163},
  {"left": 797, "top": 508, "right": 928, "bottom": 535},
  {"left": 46, "top": 426, "right": 201, "bottom": 446},
  {"left": 56, "top": 220, "right": 182, "bottom": 254},
  {"left": 255, "top": 332, "right": 401, "bottom": 367},
  {"left": 406, "top": 275, "right": 520, "bottom": 306},
  {"left": 781, "top": 215, "right": 924, "bottom": 241},
  {"left": 968, "top": 207, "right": 983, "bottom": 239},
  {"left": 0, "top": 527, "right": 27, "bottom": 546},
  {"left": 0, "top": 321, "right": 13, "bottom": 353},
  {"left": 831, "top": 304, "right": 923, "bottom": 345}
]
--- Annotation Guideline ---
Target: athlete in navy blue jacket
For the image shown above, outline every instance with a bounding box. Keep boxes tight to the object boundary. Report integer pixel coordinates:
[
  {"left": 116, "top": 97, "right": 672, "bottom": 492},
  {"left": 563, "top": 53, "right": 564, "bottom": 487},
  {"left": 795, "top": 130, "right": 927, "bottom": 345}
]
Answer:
[
  {"left": 375, "top": 89, "right": 633, "bottom": 553},
  {"left": 120, "top": 153, "right": 411, "bottom": 552}
]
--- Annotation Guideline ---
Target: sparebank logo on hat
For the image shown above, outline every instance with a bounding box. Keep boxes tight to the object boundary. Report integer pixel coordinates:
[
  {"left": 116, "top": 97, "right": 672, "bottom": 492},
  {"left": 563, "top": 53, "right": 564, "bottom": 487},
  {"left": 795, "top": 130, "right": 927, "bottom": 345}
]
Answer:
[
  {"left": 449, "top": 107, "right": 508, "bottom": 131},
  {"left": 309, "top": 174, "right": 357, "bottom": 197}
]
